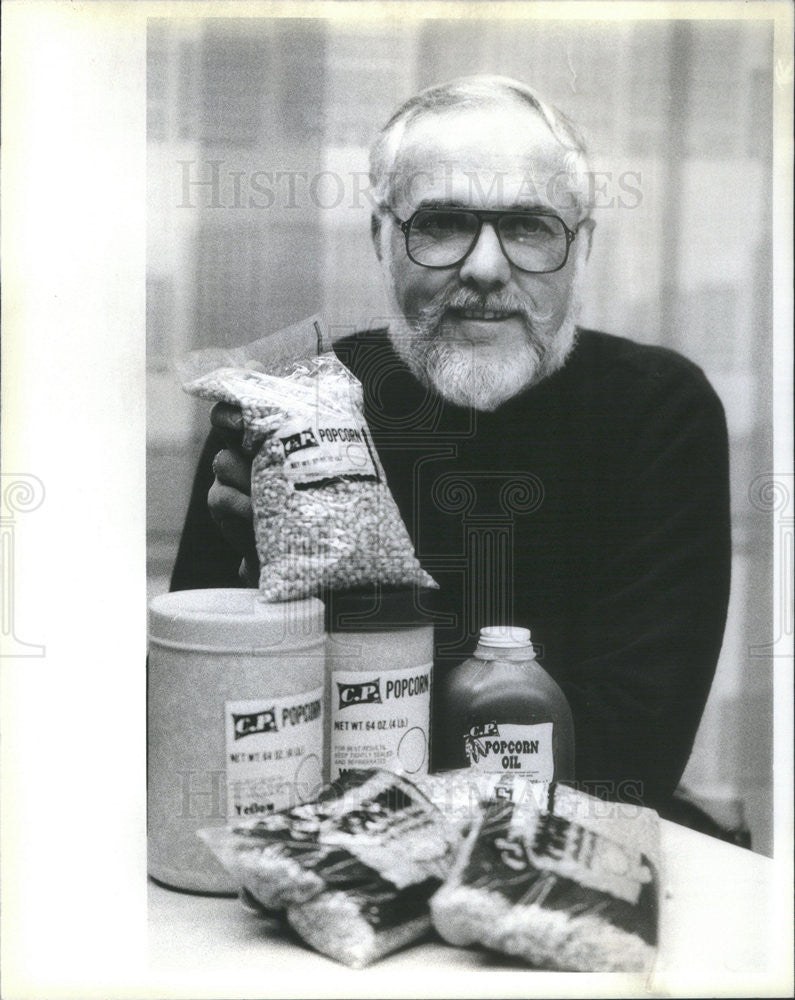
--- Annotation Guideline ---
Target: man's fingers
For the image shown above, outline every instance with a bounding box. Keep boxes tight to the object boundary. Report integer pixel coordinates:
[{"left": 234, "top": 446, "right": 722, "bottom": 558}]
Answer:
[
  {"left": 210, "top": 402, "right": 260, "bottom": 454},
  {"left": 208, "top": 479, "right": 253, "bottom": 523},
  {"left": 207, "top": 475, "right": 257, "bottom": 566},
  {"left": 210, "top": 401, "right": 243, "bottom": 431},
  {"left": 218, "top": 517, "right": 258, "bottom": 569},
  {"left": 210, "top": 402, "right": 247, "bottom": 451},
  {"left": 212, "top": 448, "right": 252, "bottom": 495}
]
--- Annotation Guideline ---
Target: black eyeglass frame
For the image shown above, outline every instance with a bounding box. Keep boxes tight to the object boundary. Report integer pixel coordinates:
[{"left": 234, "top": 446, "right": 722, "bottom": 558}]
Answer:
[{"left": 391, "top": 206, "right": 580, "bottom": 274}]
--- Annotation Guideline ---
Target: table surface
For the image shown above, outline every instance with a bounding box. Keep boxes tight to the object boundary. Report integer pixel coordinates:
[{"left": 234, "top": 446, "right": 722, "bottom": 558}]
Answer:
[{"left": 147, "top": 819, "right": 785, "bottom": 999}]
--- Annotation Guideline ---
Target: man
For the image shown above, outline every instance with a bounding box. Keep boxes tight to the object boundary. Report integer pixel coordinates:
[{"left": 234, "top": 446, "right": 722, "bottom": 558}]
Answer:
[{"left": 171, "top": 76, "right": 731, "bottom": 814}]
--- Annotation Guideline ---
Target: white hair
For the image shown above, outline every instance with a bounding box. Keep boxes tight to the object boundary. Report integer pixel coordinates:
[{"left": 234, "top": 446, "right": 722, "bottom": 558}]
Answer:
[{"left": 369, "top": 74, "right": 593, "bottom": 219}]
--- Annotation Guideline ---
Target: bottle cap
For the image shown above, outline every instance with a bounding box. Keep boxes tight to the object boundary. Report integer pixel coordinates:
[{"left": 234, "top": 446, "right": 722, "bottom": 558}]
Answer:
[{"left": 479, "top": 625, "right": 534, "bottom": 649}]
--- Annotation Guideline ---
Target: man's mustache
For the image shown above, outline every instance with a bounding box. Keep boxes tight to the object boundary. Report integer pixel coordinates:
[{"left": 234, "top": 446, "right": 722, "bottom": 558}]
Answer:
[{"left": 416, "top": 287, "right": 554, "bottom": 336}]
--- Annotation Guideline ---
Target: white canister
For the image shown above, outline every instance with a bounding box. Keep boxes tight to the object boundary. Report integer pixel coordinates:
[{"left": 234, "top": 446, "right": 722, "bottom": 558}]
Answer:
[
  {"left": 325, "top": 588, "right": 435, "bottom": 782},
  {"left": 147, "top": 589, "right": 325, "bottom": 893}
]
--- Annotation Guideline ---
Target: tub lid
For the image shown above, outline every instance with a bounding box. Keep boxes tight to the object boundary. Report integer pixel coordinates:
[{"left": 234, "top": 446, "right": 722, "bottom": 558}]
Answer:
[{"left": 149, "top": 589, "right": 325, "bottom": 650}]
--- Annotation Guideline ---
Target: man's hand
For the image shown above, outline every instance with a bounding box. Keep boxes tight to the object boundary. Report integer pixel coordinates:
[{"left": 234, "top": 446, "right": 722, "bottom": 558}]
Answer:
[{"left": 207, "top": 402, "right": 259, "bottom": 580}]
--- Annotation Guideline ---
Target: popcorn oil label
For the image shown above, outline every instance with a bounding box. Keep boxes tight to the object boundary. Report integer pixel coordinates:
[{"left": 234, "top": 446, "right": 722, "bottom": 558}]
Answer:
[
  {"left": 330, "top": 664, "right": 431, "bottom": 780},
  {"left": 464, "top": 721, "right": 554, "bottom": 780},
  {"left": 225, "top": 688, "right": 324, "bottom": 819},
  {"left": 277, "top": 415, "right": 379, "bottom": 486}
]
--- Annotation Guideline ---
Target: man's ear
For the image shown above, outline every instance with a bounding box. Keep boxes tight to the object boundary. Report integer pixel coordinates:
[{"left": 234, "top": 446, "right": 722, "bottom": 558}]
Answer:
[
  {"left": 371, "top": 212, "right": 383, "bottom": 262},
  {"left": 579, "top": 217, "right": 596, "bottom": 261}
]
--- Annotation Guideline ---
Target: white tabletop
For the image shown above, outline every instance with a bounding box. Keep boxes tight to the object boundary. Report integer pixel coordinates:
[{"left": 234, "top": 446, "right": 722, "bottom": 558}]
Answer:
[{"left": 147, "top": 820, "right": 783, "bottom": 998}]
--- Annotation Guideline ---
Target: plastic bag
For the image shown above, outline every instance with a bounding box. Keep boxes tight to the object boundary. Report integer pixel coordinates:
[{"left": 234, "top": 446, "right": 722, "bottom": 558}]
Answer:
[
  {"left": 182, "top": 317, "right": 437, "bottom": 602},
  {"left": 430, "top": 782, "right": 660, "bottom": 973},
  {"left": 286, "top": 882, "right": 436, "bottom": 969},
  {"left": 199, "top": 769, "right": 458, "bottom": 967},
  {"left": 414, "top": 771, "right": 548, "bottom": 834}
]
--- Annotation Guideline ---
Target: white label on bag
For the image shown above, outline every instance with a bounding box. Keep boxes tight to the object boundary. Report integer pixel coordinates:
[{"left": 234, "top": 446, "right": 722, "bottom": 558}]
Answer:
[
  {"left": 224, "top": 687, "right": 324, "bottom": 819},
  {"left": 463, "top": 721, "right": 554, "bottom": 780},
  {"left": 513, "top": 810, "right": 651, "bottom": 905},
  {"left": 277, "top": 415, "right": 378, "bottom": 486},
  {"left": 330, "top": 664, "right": 432, "bottom": 780}
]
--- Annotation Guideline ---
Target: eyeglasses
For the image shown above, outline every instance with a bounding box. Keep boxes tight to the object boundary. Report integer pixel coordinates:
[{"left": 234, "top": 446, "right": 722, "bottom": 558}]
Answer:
[{"left": 393, "top": 207, "right": 579, "bottom": 274}]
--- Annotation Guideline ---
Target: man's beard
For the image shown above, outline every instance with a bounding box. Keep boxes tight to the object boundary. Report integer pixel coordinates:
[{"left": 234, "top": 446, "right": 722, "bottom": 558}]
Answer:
[{"left": 382, "top": 254, "right": 583, "bottom": 412}]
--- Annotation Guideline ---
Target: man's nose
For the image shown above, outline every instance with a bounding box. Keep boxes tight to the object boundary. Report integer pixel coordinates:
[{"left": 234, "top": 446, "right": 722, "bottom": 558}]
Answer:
[{"left": 458, "top": 222, "right": 512, "bottom": 290}]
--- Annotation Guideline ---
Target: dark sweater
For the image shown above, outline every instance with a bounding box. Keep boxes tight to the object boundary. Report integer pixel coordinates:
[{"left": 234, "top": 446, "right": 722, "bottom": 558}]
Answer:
[{"left": 170, "top": 328, "right": 731, "bottom": 811}]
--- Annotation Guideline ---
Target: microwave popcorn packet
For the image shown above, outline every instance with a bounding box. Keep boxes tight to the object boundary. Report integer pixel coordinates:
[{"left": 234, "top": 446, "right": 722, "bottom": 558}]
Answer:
[
  {"left": 199, "top": 769, "right": 459, "bottom": 967},
  {"left": 430, "top": 781, "right": 661, "bottom": 974},
  {"left": 285, "top": 880, "right": 438, "bottom": 970},
  {"left": 181, "top": 316, "right": 437, "bottom": 602},
  {"left": 200, "top": 770, "right": 661, "bottom": 973}
]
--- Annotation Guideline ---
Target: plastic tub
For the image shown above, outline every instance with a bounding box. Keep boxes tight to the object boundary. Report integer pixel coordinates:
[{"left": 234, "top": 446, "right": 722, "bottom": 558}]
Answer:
[
  {"left": 147, "top": 589, "right": 325, "bottom": 893},
  {"left": 324, "top": 588, "right": 435, "bottom": 781}
]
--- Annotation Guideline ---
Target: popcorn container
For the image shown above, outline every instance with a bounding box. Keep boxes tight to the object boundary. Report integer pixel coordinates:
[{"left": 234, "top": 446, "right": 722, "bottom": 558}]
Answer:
[
  {"left": 147, "top": 589, "right": 325, "bottom": 893},
  {"left": 324, "top": 587, "right": 435, "bottom": 782}
]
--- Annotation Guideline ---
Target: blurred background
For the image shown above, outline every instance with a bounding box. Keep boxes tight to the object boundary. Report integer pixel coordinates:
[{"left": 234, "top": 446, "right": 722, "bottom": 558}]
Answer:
[{"left": 147, "top": 15, "right": 775, "bottom": 853}]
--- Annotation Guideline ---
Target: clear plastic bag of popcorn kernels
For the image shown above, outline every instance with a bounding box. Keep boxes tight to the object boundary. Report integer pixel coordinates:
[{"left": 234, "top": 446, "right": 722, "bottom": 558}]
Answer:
[
  {"left": 181, "top": 317, "right": 437, "bottom": 602},
  {"left": 430, "top": 781, "right": 661, "bottom": 975},
  {"left": 199, "top": 769, "right": 457, "bottom": 967}
]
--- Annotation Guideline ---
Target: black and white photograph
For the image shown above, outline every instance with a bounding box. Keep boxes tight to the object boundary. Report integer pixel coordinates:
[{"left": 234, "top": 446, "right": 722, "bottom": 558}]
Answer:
[{"left": 1, "top": 2, "right": 793, "bottom": 998}]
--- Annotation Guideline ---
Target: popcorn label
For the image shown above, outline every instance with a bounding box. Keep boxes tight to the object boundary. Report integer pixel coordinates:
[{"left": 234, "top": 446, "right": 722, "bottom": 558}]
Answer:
[
  {"left": 277, "top": 415, "right": 379, "bottom": 487},
  {"left": 463, "top": 721, "right": 554, "bottom": 780},
  {"left": 330, "top": 665, "right": 432, "bottom": 780},
  {"left": 225, "top": 688, "right": 324, "bottom": 818}
]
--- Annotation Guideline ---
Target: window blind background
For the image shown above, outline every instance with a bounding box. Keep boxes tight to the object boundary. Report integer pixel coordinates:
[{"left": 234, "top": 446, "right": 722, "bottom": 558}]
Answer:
[{"left": 147, "top": 16, "right": 776, "bottom": 854}]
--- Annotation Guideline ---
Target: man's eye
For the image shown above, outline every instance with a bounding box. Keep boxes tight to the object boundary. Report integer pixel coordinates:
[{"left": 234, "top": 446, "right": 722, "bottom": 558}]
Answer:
[
  {"left": 414, "top": 212, "right": 470, "bottom": 238},
  {"left": 503, "top": 215, "right": 556, "bottom": 241}
]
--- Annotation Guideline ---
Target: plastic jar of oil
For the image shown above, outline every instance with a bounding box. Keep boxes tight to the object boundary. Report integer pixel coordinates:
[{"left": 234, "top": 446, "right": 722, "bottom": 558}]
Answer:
[{"left": 437, "top": 625, "right": 574, "bottom": 781}]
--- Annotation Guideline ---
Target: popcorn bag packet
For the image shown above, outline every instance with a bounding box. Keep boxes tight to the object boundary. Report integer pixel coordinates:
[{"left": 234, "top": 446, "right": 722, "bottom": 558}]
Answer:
[
  {"left": 199, "top": 769, "right": 459, "bottom": 967},
  {"left": 200, "top": 769, "right": 661, "bottom": 972},
  {"left": 181, "top": 315, "right": 437, "bottom": 601},
  {"left": 430, "top": 781, "right": 661, "bottom": 975}
]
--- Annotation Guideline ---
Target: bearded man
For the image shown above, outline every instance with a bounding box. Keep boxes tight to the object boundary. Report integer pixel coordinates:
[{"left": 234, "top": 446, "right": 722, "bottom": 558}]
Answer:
[{"left": 170, "top": 76, "right": 731, "bottom": 815}]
